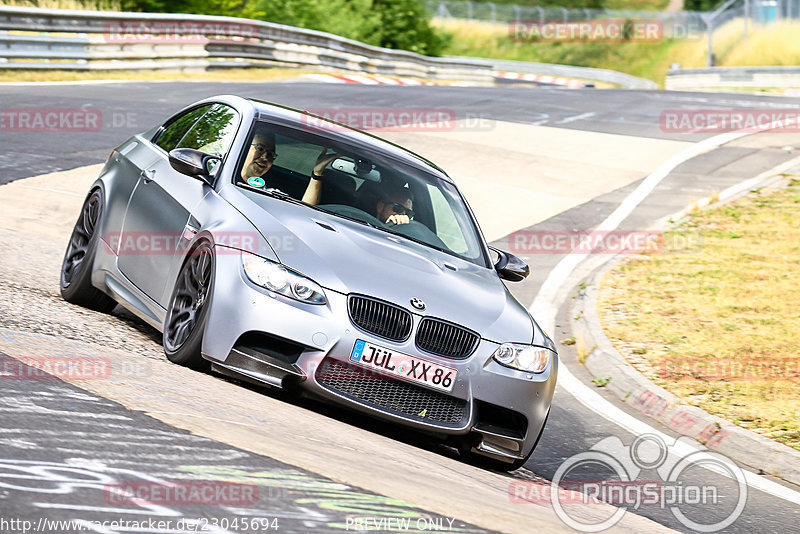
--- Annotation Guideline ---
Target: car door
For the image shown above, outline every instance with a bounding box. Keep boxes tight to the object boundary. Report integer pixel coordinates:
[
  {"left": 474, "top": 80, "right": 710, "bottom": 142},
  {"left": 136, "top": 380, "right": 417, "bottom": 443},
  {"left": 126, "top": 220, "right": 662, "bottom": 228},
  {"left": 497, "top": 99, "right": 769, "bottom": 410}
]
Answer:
[{"left": 118, "top": 103, "right": 239, "bottom": 307}]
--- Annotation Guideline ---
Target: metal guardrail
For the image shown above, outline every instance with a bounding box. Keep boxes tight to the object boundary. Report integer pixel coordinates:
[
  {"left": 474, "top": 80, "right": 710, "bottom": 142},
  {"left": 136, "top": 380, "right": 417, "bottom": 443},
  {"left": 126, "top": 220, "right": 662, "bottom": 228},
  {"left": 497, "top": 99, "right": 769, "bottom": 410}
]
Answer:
[
  {"left": 0, "top": 5, "right": 657, "bottom": 89},
  {"left": 0, "top": 5, "right": 494, "bottom": 81},
  {"left": 666, "top": 66, "right": 800, "bottom": 89},
  {"left": 0, "top": 33, "right": 89, "bottom": 60}
]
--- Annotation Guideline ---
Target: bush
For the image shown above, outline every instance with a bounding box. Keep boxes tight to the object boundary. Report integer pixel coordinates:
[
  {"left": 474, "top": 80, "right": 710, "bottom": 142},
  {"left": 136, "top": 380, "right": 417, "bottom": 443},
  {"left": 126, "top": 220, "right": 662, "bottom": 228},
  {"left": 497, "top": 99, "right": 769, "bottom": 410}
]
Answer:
[
  {"left": 250, "top": 0, "right": 382, "bottom": 46},
  {"left": 372, "top": 0, "right": 449, "bottom": 55},
  {"left": 120, "top": 0, "right": 448, "bottom": 56}
]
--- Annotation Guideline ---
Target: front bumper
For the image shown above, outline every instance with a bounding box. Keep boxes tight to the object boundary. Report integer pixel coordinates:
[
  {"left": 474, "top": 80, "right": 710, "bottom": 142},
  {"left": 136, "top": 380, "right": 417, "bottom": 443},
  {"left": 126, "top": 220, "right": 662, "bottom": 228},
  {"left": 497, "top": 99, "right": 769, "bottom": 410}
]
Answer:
[{"left": 203, "top": 251, "right": 557, "bottom": 462}]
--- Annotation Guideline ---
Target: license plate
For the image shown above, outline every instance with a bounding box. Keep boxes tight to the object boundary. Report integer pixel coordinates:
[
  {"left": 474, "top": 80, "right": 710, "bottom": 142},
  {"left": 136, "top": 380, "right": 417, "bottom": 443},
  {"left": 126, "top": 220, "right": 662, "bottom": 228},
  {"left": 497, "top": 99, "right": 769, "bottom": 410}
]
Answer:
[{"left": 349, "top": 339, "right": 457, "bottom": 393}]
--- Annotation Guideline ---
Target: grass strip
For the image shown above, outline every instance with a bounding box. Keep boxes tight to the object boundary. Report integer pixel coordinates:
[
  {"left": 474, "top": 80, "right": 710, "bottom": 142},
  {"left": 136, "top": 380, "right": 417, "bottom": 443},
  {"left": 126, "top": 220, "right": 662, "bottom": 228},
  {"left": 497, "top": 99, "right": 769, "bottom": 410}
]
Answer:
[{"left": 598, "top": 177, "right": 800, "bottom": 450}]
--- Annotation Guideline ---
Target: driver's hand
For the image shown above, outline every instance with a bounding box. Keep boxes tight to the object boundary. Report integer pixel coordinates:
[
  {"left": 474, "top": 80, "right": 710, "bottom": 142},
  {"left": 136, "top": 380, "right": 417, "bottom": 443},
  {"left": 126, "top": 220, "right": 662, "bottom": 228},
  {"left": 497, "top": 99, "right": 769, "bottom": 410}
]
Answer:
[
  {"left": 386, "top": 214, "right": 410, "bottom": 225},
  {"left": 313, "top": 148, "right": 341, "bottom": 177}
]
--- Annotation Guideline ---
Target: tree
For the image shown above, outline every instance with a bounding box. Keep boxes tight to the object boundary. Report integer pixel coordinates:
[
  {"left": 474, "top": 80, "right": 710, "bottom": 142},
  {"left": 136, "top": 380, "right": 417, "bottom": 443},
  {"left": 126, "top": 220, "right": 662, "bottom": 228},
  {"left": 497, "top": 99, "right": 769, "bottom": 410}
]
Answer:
[{"left": 373, "top": 0, "right": 449, "bottom": 55}]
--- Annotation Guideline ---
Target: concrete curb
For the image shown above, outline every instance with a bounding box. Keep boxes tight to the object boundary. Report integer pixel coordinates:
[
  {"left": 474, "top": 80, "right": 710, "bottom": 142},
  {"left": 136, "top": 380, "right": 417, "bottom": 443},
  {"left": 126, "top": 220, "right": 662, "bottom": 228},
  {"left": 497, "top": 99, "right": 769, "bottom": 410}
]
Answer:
[{"left": 572, "top": 173, "right": 800, "bottom": 487}]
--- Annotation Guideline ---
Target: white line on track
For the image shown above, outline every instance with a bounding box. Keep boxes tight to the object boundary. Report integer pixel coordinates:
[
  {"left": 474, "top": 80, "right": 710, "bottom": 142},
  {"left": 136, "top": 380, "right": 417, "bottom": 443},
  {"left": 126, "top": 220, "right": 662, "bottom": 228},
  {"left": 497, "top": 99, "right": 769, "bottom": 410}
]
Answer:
[
  {"left": 556, "top": 112, "right": 596, "bottom": 124},
  {"left": 529, "top": 124, "right": 800, "bottom": 505}
]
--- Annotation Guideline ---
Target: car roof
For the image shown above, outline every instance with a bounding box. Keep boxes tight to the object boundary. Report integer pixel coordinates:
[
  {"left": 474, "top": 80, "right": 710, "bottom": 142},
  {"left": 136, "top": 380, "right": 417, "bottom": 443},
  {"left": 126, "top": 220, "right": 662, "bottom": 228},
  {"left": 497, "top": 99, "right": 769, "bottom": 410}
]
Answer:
[{"left": 247, "top": 98, "right": 452, "bottom": 181}]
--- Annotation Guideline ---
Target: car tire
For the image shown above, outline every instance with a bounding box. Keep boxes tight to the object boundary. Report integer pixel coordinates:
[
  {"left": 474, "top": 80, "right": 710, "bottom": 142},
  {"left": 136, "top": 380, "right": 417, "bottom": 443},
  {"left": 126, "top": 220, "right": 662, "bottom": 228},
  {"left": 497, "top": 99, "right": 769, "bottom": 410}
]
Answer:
[
  {"left": 60, "top": 189, "right": 117, "bottom": 313},
  {"left": 463, "top": 408, "right": 550, "bottom": 472},
  {"left": 162, "top": 240, "right": 214, "bottom": 370}
]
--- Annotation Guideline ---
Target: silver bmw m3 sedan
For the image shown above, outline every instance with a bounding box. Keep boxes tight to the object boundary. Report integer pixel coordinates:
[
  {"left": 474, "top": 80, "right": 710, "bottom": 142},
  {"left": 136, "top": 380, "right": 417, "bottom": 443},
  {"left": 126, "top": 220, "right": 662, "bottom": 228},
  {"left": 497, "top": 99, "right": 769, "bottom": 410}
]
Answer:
[{"left": 60, "top": 95, "right": 557, "bottom": 470}]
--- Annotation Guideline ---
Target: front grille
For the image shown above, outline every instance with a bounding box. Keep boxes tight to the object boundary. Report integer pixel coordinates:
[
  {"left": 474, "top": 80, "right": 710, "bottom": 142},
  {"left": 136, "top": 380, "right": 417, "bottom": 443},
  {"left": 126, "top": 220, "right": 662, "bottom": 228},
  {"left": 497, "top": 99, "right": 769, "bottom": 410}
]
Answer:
[
  {"left": 315, "top": 358, "right": 466, "bottom": 425},
  {"left": 416, "top": 318, "right": 479, "bottom": 359},
  {"left": 348, "top": 295, "right": 412, "bottom": 342}
]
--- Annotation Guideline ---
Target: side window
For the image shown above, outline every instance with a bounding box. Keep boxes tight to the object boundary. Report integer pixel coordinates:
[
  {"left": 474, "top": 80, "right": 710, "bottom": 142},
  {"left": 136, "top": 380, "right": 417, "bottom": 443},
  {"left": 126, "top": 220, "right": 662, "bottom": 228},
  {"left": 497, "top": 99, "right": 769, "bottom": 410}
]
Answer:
[
  {"left": 154, "top": 105, "right": 211, "bottom": 153},
  {"left": 176, "top": 104, "right": 239, "bottom": 158}
]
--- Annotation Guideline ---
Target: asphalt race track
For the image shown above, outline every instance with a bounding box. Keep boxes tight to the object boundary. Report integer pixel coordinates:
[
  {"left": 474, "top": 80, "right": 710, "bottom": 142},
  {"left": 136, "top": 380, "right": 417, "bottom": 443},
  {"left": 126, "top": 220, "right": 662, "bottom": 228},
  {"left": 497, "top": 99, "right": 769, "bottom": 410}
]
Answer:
[{"left": 1, "top": 81, "right": 800, "bottom": 533}]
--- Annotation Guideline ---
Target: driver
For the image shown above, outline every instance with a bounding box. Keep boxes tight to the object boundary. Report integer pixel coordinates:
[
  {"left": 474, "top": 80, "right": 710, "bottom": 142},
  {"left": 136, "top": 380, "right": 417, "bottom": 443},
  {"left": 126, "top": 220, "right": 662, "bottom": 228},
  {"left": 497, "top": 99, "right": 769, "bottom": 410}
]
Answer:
[{"left": 375, "top": 184, "right": 414, "bottom": 225}]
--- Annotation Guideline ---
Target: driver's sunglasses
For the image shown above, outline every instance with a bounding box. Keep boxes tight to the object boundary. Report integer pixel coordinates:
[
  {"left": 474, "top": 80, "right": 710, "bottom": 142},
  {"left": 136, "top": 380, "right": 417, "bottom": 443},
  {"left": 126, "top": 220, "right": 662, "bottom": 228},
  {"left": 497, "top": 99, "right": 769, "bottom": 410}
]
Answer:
[
  {"left": 387, "top": 201, "right": 414, "bottom": 219},
  {"left": 252, "top": 144, "right": 278, "bottom": 161}
]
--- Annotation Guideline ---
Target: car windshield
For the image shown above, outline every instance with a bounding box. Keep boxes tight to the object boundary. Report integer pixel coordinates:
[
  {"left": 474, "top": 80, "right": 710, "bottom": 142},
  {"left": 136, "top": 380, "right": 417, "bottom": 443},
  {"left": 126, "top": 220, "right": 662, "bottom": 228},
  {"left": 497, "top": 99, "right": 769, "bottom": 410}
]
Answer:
[{"left": 234, "top": 119, "right": 487, "bottom": 266}]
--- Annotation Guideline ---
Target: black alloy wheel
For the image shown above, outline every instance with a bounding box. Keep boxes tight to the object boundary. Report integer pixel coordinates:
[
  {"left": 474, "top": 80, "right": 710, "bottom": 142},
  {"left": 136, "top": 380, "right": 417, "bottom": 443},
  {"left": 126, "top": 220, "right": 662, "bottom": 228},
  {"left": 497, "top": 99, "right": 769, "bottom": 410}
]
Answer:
[
  {"left": 163, "top": 241, "right": 214, "bottom": 369},
  {"left": 60, "top": 189, "right": 116, "bottom": 312}
]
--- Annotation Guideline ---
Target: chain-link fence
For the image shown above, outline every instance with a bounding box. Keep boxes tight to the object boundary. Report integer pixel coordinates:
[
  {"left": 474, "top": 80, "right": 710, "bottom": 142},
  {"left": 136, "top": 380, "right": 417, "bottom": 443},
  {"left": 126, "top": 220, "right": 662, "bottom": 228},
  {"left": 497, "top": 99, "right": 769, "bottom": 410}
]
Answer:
[
  {"left": 427, "top": 0, "right": 800, "bottom": 65},
  {"left": 428, "top": 0, "right": 683, "bottom": 23},
  {"left": 426, "top": 0, "right": 800, "bottom": 25}
]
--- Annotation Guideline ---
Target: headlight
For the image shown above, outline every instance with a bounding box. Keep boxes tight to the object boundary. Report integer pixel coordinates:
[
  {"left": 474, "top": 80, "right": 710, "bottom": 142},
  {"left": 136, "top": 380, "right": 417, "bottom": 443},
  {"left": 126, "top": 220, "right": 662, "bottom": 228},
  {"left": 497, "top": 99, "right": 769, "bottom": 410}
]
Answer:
[
  {"left": 491, "top": 343, "right": 553, "bottom": 373},
  {"left": 241, "top": 252, "right": 326, "bottom": 305}
]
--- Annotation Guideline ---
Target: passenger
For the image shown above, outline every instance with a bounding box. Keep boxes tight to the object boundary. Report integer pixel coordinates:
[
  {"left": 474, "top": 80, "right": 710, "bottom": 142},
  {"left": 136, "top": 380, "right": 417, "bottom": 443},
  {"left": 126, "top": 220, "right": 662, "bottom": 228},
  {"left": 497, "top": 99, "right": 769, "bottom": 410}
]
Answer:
[
  {"left": 240, "top": 132, "right": 277, "bottom": 183},
  {"left": 301, "top": 148, "right": 341, "bottom": 205},
  {"left": 241, "top": 133, "right": 339, "bottom": 204}
]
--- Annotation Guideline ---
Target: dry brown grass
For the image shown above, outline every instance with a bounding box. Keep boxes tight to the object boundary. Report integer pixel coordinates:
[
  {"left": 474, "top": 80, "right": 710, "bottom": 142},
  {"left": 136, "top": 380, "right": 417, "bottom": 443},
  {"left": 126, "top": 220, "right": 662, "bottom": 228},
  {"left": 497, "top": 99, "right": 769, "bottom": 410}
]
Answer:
[
  {"left": 598, "top": 178, "right": 800, "bottom": 450},
  {"left": 721, "top": 20, "right": 800, "bottom": 66},
  {"left": 436, "top": 17, "right": 800, "bottom": 86}
]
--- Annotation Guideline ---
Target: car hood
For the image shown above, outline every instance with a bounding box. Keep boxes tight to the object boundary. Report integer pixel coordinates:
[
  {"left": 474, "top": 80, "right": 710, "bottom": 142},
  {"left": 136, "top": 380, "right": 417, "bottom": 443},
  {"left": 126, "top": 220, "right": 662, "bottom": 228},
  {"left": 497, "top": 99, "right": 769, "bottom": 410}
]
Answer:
[{"left": 226, "top": 190, "right": 534, "bottom": 343}]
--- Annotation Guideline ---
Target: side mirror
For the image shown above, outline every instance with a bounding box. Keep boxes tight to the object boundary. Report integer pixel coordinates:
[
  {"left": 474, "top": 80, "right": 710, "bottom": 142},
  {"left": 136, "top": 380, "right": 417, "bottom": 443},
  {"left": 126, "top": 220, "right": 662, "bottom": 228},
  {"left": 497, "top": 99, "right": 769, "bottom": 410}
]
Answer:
[
  {"left": 489, "top": 246, "right": 530, "bottom": 282},
  {"left": 168, "top": 148, "right": 220, "bottom": 185}
]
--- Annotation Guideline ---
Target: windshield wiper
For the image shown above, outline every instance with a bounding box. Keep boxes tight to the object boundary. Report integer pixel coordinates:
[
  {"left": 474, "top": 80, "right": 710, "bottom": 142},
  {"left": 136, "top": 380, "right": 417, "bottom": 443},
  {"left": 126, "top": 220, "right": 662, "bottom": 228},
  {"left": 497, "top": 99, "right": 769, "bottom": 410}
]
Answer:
[
  {"left": 261, "top": 188, "right": 306, "bottom": 205},
  {"left": 316, "top": 208, "right": 384, "bottom": 230}
]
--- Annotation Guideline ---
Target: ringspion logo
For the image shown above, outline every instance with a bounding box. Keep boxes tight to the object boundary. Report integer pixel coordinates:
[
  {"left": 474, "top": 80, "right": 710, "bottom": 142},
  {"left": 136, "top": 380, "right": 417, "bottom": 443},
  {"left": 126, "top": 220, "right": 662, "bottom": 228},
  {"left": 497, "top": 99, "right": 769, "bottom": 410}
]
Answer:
[{"left": 511, "top": 434, "right": 747, "bottom": 532}]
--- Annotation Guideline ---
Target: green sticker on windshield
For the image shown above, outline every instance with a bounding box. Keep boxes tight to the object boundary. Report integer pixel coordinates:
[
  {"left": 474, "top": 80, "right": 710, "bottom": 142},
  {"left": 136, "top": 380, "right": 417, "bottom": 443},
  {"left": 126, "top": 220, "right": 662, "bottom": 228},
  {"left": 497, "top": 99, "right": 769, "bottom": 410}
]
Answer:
[{"left": 247, "top": 176, "right": 265, "bottom": 187}]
